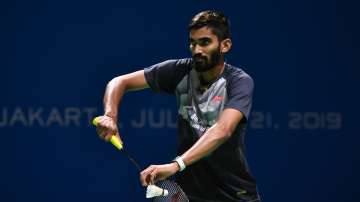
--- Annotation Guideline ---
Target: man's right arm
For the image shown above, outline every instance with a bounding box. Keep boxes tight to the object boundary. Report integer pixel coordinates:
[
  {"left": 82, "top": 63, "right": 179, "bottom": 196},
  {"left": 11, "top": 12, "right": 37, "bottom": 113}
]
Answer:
[
  {"left": 104, "top": 70, "right": 149, "bottom": 120},
  {"left": 96, "top": 59, "right": 190, "bottom": 141},
  {"left": 96, "top": 70, "right": 149, "bottom": 141}
]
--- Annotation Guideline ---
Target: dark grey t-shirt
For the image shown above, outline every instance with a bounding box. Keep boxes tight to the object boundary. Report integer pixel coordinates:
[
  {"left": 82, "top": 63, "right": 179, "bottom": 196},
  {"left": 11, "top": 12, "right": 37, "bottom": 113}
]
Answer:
[{"left": 144, "top": 58, "right": 260, "bottom": 202}]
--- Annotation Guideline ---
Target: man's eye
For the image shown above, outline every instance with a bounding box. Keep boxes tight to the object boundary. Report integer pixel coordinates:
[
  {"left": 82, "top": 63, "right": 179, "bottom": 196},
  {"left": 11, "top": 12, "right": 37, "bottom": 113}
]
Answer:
[
  {"left": 199, "top": 40, "right": 210, "bottom": 46},
  {"left": 190, "top": 41, "right": 197, "bottom": 48}
]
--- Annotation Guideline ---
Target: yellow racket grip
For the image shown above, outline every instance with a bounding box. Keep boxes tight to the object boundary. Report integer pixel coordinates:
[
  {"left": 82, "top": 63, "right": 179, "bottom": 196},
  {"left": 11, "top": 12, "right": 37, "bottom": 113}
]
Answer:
[{"left": 92, "top": 117, "right": 123, "bottom": 150}]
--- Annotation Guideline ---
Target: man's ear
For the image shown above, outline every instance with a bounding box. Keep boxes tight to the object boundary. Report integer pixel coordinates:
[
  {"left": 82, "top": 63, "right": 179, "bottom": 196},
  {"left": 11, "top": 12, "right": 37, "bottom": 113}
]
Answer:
[{"left": 220, "top": 38, "right": 232, "bottom": 53}]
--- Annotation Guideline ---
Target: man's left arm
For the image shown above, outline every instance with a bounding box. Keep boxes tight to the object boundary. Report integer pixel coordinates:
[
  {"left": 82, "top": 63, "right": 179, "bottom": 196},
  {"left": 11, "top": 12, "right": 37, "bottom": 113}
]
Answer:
[
  {"left": 181, "top": 108, "right": 243, "bottom": 166},
  {"left": 140, "top": 108, "right": 244, "bottom": 186}
]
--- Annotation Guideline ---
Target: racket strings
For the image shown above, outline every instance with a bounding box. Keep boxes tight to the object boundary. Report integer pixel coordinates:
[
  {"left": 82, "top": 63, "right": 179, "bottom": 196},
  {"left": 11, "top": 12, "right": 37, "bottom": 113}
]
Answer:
[
  {"left": 118, "top": 148, "right": 189, "bottom": 201},
  {"left": 153, "top": 180, "right": 189, "bottom": 202}
]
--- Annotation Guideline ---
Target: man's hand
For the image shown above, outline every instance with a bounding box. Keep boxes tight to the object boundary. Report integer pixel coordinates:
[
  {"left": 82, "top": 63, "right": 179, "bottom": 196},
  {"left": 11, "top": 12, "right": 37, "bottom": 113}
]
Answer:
[
  {"left": 140, "top": 163, "right": 179, "bottom": 186},
  {"left": 94, "top": 115, "right": 122, "bottom": 143}
]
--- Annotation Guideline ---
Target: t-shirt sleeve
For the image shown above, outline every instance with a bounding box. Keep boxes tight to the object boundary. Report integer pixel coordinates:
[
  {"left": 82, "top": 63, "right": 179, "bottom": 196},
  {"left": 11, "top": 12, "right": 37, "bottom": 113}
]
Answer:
[
  {"left": 144, "top": 59, "right": 190, "bottom": 94},
  {"left": 224, "top": 74, "right": 254, "bottom": 121}
]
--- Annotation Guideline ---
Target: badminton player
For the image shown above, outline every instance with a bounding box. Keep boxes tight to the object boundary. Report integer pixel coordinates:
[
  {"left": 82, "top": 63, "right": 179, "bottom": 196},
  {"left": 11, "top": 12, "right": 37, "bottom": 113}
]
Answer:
[{"left": 95, "top": 10, "right": 261, "bottom": 202}]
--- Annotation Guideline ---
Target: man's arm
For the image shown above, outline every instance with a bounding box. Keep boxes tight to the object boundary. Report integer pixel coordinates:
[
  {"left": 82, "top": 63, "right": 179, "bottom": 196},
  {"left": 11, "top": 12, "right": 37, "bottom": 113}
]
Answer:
[
  {"left": 96, "top": 70, "right": 149, "bottom": 141},
  {"left": 140, "top": 108, "right": 244, "bottom": 186},
  {"left": 180, "top": 108, "right": 243, "bottom": 166},
  {"left": 104, "top": 70, "right": 149, "bottom": 120}
]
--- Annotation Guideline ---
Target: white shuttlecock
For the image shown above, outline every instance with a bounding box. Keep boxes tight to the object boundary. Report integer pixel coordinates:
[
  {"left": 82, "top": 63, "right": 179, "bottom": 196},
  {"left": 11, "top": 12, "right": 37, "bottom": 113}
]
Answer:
[{"left": 146, "top": 184, "right": 169, "bottom": 198}]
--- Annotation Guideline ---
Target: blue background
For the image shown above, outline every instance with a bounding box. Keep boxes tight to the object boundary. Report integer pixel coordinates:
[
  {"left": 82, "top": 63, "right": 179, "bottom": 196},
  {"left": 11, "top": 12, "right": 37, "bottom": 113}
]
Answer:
[{"left": 1, "top": 0, "right": 359, "bottom": 201}]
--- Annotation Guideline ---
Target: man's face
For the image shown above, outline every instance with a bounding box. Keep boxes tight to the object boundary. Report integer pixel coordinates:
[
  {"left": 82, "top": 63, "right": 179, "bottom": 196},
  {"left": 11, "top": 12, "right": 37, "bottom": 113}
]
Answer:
[{"left": 189, "top": 27, "right": 222, "bottom": 72}]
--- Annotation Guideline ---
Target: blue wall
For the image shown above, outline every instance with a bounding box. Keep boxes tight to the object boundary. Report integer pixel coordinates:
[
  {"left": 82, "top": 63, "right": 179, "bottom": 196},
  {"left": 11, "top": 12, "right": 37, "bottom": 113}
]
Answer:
[{"left": 2, "top": 0, "right": 359, "bottom": 201}]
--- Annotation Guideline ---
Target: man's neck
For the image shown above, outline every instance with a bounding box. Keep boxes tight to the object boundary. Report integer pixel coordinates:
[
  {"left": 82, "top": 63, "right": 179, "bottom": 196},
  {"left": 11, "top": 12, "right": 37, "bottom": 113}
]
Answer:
[{"left": 198, "top": 60, "right": 225, "bottom": 86}]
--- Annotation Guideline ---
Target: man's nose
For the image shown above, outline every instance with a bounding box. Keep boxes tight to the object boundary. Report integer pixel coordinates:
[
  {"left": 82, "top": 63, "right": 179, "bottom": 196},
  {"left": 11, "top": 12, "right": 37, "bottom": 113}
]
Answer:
[{"left": 193, "top": 45, "right": 203, "bottom": 55}]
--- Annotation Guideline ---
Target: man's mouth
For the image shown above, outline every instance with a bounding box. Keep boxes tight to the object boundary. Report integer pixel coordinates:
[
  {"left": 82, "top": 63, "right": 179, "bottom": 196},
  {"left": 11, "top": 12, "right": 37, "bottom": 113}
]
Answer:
[{"left": 193, "top": 55, "right": 207, "bottom": 62}]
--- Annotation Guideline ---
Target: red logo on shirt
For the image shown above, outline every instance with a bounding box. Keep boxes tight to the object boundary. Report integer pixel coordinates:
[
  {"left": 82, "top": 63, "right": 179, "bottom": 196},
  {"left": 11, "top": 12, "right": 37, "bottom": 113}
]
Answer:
[{"left": 212, "top": 95, "right": 224, "bottom": 102}]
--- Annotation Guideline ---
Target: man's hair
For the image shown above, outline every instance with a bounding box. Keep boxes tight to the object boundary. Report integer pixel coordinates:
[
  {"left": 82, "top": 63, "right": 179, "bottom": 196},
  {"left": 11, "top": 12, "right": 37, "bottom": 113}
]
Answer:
[{"left": 188, "top": 10, "right": 231, "bottom": 41}]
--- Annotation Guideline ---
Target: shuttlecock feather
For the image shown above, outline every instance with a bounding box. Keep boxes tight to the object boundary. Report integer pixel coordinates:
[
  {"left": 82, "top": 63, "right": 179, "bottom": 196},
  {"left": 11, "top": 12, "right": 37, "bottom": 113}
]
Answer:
[{"left": 146, "top": 184, "right": 169, "bottom": 198}]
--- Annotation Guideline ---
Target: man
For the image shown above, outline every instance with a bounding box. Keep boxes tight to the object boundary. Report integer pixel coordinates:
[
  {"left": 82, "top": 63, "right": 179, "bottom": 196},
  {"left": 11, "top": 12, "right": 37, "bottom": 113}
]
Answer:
[{"left": 95, "top": 10, "right": 261, "bottom": 202}]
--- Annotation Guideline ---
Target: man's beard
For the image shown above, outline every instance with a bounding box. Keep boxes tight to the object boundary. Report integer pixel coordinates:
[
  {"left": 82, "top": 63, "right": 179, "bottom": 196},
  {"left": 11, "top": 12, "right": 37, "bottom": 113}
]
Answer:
[{"left": 192, "top": 47, "right": 222, "bottom": 72}]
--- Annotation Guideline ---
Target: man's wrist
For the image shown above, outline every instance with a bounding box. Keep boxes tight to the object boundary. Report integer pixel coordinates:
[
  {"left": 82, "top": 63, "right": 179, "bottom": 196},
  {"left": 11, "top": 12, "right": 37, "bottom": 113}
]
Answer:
[
  {"left": 104, "top": 113, "right": 117, "bottom": 121},
  {"left": 171, "top": 162, "right": 180, "bottom": 172},
  {"left": 172, "top": 156, "right": 186, "bottom": 172}
]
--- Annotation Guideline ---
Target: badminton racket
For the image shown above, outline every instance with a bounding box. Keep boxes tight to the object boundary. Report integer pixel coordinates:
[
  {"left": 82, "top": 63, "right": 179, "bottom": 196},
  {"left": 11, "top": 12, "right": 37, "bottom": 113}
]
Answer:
[{"left": 92, "top": 116, "right": 189, "bottom": 201}]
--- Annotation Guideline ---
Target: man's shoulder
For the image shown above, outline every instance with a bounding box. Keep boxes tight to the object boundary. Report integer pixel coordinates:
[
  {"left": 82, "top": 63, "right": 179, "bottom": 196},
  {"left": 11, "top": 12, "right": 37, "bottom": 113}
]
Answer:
[
  {"left": 143, "top": 58, "right": 192, "bottom": 94},
  {"left": 224, "top": 63, "right": 253, "bottom": 82},
  {"left": 155, "top": 58, "right": 191, "bottom": 68},
  {"left": 166, "top": 58, "right": 192, "bottom": 77},
  {"left": 144, "top": 58, "right": 192, "bottom": 79}
]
